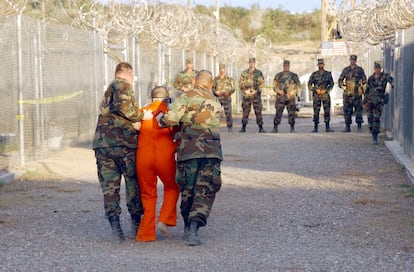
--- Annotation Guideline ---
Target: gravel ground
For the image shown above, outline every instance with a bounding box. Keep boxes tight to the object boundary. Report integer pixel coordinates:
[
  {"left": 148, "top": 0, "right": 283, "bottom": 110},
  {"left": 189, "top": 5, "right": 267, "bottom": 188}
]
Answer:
[{"left": 1, "top": 111, "right": 414, "bottom": 272}]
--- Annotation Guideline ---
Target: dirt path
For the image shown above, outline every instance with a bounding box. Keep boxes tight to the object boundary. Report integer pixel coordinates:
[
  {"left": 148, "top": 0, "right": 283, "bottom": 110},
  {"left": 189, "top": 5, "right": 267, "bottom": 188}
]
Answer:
[{"left": 1, "top": 113, "right": 414, "bottom": 271}]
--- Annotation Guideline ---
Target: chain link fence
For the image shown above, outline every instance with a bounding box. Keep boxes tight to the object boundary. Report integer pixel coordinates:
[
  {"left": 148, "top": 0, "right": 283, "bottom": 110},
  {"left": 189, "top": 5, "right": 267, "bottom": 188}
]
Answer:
[
  {"left": 337, "top": 0, "right": 414, "bottom": 159},
  {"left": 2, "top": 0, "right": 414, "bottom": 171},
  {"left": 382, "top": 26, "right": 414, "bottom": 158}
]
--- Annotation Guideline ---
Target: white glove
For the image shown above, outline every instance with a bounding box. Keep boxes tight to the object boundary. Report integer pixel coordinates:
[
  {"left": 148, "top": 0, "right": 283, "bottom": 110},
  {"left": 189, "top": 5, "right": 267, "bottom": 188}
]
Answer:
[
  {"left": 131, "top": 122, "right": 141, "bottom": 130},
  {"left": 142, "top": 109, "right": 153, "bottom": 120}
]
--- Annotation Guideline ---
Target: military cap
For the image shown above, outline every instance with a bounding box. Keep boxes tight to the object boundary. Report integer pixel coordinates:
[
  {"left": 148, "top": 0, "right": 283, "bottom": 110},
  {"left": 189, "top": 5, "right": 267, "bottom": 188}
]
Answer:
[
  {"left": 186, "top": 58, "right": 193, "bottom": 64},
  {"left": 248, "top": 57, "right": 256, "bottom": 63},
  {"left": 219, "top": 63, "right": 226, "bottom": 69},
  {"left": 317, "top": 58, "right": 324, "bottom": 64},
  {"left": 283, "top": 60, "right": 290, "bottom": 65},
  {"left": 350, "top": 55, "right": 357, "bottom": 61},
  {"left": 374, "top": 61, "right": 382, "bottom": 69}
]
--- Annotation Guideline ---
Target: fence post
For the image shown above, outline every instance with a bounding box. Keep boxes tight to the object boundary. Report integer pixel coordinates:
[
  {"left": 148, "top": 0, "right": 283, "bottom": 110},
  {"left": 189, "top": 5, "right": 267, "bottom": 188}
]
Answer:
[{"left": 17, "top": 14, "right": 25, "bottom": 167}]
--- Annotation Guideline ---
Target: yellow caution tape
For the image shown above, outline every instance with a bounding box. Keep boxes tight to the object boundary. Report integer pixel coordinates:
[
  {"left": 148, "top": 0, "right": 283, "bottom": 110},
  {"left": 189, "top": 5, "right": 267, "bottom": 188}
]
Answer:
[{"left": 18, "top": 90, "right": 84, "bottom": 105}]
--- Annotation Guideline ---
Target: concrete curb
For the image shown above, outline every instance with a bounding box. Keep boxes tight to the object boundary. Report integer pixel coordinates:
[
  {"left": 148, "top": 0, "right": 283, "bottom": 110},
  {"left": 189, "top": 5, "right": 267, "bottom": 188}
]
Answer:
[
  {"left": 0, "top": 171, "right": 15, "bottom": 185},
  {"left": 385, "top": 140, "right": 414, "bottom": 184}
]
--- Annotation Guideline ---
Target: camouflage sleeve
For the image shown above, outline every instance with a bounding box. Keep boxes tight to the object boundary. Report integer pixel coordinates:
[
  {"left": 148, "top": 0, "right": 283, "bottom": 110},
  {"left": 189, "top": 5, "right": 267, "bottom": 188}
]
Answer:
[
  {"left": 338, "top": 69, "right": 346, "bottom": 86},
  {"left": 173, "top": 73, "right": 182, "bottom": 90},
  {"left": 326, "top": 71, "right": 334, "bottom": 92},
  {"left": 365, "top": 75, "right": 373, "bottom": 95},
  {"left": 160, "top": 94, "right": 187, "bottom": 127},
  {"left": 273, "top": 73, "right": 280, "bottom": 93},
  {"left": 239, "top": 72, "right": 249, "bottom": 91},
  {"left": 307, "top": 72, "right": 315, "bottom": 92},
  {"left": 212, "top": 78, "right": 218, "bottom": 95},
  {"left": 256, "top": 71, "right": 265, "bottom": 93},
  {"left": 293, "top": 73, "right": 300, "bottom": 87},
  {"left": 229, "top": 77, "right": 236, "bottom": 94},
  {"left": 110, "top": 80, "right": 143, "bottom": 122}
]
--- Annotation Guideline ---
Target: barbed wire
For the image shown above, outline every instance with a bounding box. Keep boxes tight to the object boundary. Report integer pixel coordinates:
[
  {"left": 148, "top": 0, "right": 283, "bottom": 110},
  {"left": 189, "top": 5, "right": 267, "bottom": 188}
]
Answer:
[
  {"left": 71, "top": 0, "right": 240, "bottom": 60},
  {"left": 0, "top": 0, "right": 26, "bottom": 16},
  {"left": 146, "top": 3, "right": 199, "bottom": 48},
  {"left": 338, "top": 0, "right": 414, "bottom": 45},
  {"left": 1, "top": 1, "right": 267, "bottom": 62}
]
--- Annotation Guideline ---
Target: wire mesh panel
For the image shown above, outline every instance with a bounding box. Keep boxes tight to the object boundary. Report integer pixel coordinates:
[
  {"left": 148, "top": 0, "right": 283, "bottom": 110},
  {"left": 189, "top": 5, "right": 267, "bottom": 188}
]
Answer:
[
  {"left": 400, "top": 27, "right": 414, "bottom": 157},
  {"left": 0, "top": 16, "right": 19, "bottom": 170},
  {"left": 0, "top": 15, "right": 104, "bottom": 167}
]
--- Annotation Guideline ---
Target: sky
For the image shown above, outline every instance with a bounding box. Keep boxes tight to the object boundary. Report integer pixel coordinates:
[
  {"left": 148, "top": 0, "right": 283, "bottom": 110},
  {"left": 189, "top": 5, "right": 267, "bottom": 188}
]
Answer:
[{"left": 187, "top": 0, "right": 323, "bottom": 13}]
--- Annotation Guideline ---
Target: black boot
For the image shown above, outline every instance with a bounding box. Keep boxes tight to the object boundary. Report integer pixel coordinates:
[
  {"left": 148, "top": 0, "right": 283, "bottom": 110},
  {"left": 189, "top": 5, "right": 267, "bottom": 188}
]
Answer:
[
  {"left": 325, "top": 122, "right": 334, "bottom": 132},
  {"left": 312, "top": 122, "right": 318, "bottom": 133},
  {"left": 108, "top": 215, "right": 125, "bottom": 241},
  {"left": 239, "top": 123, "right": 246, "bottom": 133},
  {"left": 130, "top": 214, "right": 141, "bottom": 239},
  {"left": 357, "top": 122, "right": 362, "bottom": 132},
  {"left": 290, "top": 124, "right": 295, "bottom": 133},
  {"left": 342, "top": 124, "right": 351, "bottom": 132},
  {"left": 183, "top": 223, "right": 190, "bottom": 241},
  {"left": 372, "top": 132, "right": 378, "bottom": 145},
  {"left": 271, "top": 124, "right": 278, "bottom": 133},
  {"left": 258, "top": 125, "right": 266, "bottom": 133},
  {"left": 186, "top": 221, "right": 201, "bottom": 246}
]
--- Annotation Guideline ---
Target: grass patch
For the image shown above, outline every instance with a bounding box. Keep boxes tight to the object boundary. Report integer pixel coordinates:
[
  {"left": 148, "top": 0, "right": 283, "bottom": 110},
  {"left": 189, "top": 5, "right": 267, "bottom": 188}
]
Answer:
[
  {"left": 403, "top": 188, "right": 414, "bottom": 198},
  {"left": 397, "top": 183, "right": 414, "bottom": 198}
]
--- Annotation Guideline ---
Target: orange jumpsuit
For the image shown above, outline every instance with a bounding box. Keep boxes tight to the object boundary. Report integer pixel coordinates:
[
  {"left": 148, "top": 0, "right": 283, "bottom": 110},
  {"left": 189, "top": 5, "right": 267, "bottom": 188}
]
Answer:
[{"left": 136, "top": 100, "right": 179, "bottom": 241}]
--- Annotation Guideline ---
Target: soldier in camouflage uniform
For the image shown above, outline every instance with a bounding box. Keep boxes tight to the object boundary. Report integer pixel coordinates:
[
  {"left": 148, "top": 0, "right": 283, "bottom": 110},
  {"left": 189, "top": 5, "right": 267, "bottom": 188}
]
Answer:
[
  {"left": 213, "top": 63, "right": 235, "bottom": 132},
  {"left": 363, "top": 61, "right": 394, "bottom": 145},
  {"left": 157, "top": 70, "right": 223, "bottom": 246},
  {"left": 92, "top": 62, "right": 152, "bottom": 241},
  {"left": 307, "top": 58, "right": 335, "bottom": 133},
  {"left": 238, "top": 57, "right": 266, "bottom": 133},
  {"left": 173, "top": 58, "right": 198, "bottom": 96},
  {"left": 272, "top": 60, "right": 301, "bottom": 133},
  {"left": 338, "top": 55, "right": 367, "bottom": 132}
]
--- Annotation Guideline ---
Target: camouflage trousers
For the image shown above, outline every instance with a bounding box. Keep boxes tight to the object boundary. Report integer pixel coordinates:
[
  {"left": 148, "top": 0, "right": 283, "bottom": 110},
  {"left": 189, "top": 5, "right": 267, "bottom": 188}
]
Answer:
[
  {"left": 241, "top": 95, "right": 263, "bottom": 126},
  {"left": 219, "top": 97, "right": 233, "bottom": 128},
  {"left": 343, "top": 95, "right": 364, "bottom": 125},
  {"left": 274, "top": 95, "right": 296, "bottom": 125},
  {"left": 95, "top": 147, "right": 143, "bottom": 218},
  {"left": 366, "top": 102, "right": 384, "bottom": 134},
  {"left": 176, "top": 158, "right": 222, "bottom": 227},
  {"left": 312, "top": 95, "right": 331, "bottom": 124}
]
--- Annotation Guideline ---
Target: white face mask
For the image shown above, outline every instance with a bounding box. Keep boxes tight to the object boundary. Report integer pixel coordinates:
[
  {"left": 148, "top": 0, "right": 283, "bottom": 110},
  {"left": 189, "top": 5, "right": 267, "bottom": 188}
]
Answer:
[{"left": 152, "top": 97, "right": 171, "bottom": 104}]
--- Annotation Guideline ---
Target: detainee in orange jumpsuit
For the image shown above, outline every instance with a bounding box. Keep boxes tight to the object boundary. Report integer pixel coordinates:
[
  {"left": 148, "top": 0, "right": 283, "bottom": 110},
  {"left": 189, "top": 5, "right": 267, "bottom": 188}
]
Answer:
[{"left": 136, "top": 86, "right": 179, "bottom": 242}]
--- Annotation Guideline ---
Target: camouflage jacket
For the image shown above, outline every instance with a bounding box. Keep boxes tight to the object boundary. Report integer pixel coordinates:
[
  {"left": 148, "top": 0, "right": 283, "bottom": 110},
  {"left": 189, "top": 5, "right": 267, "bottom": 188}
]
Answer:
[
  {"left": 159, "top": 86, "right": 223, "bottom": 162},
  {"left": 273, "top": 71, "right": 301, "bottom": 97},
  {"left": 212, "top": 75, "right": 235, "bottom": 100},
  {"left": 338, "top": 65, "right": 367, "bottom": 96},
  {"left": 173, "top": 69, "right": 198, "bottom": 92},
  {"left": 364, "top": 72, "right": 394, "bottom": 104},
  {"left": 92, "top": 77, "right": 143, "bottom": 149},
  {"left": 239, "top": 68, "right": 265, "bottom": 98},
  {"left": 307, "top": 69, "right": 334, "bottom": 95}
]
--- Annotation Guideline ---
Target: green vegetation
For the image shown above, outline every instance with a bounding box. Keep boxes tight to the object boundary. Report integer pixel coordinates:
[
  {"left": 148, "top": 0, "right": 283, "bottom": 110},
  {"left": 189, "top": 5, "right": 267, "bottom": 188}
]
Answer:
[
  {"left": 23, "top": 1, "right": 321, "bottom": 45},
  {"left": 195, "top": 5, "right": 321, "bottom": 44}
]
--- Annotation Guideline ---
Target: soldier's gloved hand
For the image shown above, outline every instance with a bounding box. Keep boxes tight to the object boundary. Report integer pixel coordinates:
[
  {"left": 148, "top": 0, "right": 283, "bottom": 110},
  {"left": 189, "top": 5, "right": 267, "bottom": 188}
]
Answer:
[{"left": 142, "top": 109, "right": 153, "bottom": 120}]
